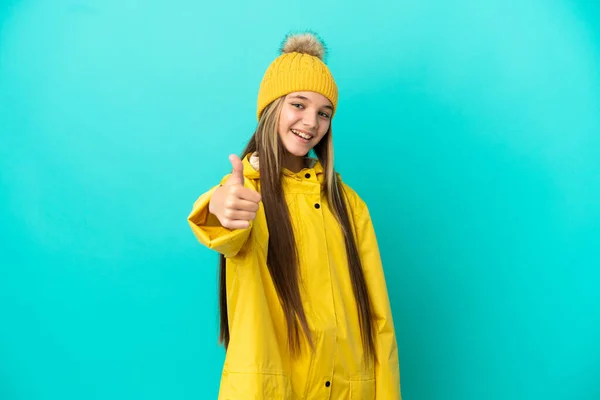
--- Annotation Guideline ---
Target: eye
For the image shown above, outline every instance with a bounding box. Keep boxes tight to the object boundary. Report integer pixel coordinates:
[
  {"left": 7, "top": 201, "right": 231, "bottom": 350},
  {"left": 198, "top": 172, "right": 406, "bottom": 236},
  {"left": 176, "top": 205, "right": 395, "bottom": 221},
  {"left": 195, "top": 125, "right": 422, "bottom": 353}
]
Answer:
[
  {"left": 291, "top": 103, "right": 304, "bottom": 109},
  {"left": 319, "top": 111, "right": 331, "bottom": 119}
]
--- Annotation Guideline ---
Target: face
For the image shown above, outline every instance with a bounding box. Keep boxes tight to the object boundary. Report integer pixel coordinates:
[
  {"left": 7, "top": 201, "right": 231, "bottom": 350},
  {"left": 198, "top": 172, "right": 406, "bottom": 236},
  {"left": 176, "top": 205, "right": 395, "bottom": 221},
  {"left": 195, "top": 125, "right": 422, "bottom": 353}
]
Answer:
[{"left": 277, "top": 91, "right": 333, "bottom": 157}]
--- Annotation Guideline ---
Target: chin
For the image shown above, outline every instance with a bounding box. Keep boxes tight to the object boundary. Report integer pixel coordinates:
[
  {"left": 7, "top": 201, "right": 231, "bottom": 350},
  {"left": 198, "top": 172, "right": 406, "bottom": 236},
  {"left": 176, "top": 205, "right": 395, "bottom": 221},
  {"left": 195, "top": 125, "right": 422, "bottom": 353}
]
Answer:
[
  {"left": 284, "top": 149, "right": 309, "bottom": 158},
  {"left": 282, "top": 138, "right": 312, "bottom": 157}
]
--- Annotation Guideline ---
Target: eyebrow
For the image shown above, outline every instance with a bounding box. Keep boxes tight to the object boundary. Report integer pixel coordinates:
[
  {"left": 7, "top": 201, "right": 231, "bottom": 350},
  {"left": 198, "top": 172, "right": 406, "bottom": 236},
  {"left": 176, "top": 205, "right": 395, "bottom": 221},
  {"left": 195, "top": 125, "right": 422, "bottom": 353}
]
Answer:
[{"left": 289, "top": 94, "right": 334, "bottom": 111}]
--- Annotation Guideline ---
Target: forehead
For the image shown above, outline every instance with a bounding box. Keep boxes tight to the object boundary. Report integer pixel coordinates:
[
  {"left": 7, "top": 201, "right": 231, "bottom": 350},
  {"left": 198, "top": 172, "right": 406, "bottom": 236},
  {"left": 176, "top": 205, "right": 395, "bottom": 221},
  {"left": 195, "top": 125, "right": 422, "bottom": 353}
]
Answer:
[{"left": 287, "top": 91, "right": 333, "bottom": 108}]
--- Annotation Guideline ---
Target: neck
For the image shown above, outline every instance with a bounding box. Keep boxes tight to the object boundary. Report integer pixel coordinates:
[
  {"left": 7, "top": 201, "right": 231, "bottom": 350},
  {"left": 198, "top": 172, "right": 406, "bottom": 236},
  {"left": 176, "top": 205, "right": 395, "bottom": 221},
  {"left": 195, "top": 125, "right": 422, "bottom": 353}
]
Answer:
[{"left": 283, "top": 153, "right": 306, "bottom": 173}]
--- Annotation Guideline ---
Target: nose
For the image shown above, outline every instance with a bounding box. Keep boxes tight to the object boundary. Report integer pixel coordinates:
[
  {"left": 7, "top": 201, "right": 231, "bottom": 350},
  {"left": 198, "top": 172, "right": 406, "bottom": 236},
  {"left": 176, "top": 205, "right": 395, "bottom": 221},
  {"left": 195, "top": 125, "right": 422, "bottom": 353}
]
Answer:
[{"left": 302, "top": 112, "right": 318, "bottom": 130}]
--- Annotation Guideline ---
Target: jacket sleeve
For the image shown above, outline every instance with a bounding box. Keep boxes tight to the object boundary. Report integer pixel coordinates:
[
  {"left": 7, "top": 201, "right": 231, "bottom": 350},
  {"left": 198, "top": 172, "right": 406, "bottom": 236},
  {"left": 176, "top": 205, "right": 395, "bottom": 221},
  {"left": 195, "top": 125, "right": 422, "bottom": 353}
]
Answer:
[
  {"left": 355, "top": 201, "right": 402, "bottom": 400},
  {"left": 187, "top": 174, "right": 255, "bottom": 258}
]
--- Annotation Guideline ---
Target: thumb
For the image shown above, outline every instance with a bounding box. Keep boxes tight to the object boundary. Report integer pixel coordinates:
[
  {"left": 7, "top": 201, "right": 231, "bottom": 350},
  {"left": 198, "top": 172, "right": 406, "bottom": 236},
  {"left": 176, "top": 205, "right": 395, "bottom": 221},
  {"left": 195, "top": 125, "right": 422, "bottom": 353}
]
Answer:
[{"left": 227, "top": 154, "right": 244, "bottom": 186}]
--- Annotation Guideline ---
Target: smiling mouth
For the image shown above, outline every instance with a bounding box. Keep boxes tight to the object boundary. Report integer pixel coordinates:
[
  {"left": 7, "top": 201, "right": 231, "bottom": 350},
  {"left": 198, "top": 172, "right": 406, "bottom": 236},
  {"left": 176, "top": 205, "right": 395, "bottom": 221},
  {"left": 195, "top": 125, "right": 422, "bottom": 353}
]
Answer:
[{"left": 291, "top": 129, "right": 313, "bottom": 140}]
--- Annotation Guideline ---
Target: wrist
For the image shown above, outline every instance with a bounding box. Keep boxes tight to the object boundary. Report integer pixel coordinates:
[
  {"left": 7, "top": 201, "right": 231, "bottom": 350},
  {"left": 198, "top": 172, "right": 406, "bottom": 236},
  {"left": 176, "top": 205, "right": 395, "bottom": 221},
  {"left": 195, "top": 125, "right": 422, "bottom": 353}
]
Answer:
[{"left": 208, "top": 185, "right": 224, "bottom": 215}]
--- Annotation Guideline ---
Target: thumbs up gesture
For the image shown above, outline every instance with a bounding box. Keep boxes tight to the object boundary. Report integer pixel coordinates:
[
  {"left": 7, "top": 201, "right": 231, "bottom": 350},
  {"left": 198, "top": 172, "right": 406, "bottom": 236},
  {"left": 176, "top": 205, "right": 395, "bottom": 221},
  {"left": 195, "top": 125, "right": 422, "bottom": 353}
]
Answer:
[{"left": 208, "top": 154, "right": 262, "bottom": 230}]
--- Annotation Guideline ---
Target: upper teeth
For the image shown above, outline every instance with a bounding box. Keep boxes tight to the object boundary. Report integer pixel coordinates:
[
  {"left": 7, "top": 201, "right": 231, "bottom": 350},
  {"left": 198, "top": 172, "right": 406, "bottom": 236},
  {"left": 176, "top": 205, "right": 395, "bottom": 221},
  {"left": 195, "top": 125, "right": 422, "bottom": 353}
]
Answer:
[{"left": 292, "top": 129, "right": 311, "bottom": 140}]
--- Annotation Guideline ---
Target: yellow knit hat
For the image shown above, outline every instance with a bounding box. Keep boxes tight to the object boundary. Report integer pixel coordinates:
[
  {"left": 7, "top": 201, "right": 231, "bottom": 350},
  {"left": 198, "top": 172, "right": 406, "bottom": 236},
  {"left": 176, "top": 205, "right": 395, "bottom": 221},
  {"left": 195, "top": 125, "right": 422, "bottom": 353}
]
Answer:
[{"left": 257, "top": 32, "right": 338, "bottom": 120}]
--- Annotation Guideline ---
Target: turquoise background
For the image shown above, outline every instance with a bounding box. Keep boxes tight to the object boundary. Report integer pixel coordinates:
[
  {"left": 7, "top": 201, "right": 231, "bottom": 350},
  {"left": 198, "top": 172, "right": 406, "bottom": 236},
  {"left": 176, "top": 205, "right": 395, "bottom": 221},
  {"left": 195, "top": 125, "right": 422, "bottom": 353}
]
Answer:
[{"left": 1, "top": 0, "right": 599, "bottom": 399}]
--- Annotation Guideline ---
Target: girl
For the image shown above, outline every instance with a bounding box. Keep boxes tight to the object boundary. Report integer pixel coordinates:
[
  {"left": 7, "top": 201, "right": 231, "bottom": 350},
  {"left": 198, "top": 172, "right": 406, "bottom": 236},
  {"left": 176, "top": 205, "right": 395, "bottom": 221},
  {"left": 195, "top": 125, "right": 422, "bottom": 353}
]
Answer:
[{"left": 188, "top": 32, "right": 401, "bottom": 399}]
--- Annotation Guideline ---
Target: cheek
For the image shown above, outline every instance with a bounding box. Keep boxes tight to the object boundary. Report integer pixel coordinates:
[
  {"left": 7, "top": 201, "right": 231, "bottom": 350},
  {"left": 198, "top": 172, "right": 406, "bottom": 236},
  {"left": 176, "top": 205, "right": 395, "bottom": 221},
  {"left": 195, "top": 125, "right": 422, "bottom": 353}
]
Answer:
[
  {"left": 278, "top": 110, "right": 294, "bottom": 132},
  {"left": 318, "top": 120, "right": 331, "bottom": 136},
  {"left": 278, "top": 113, "right": 290, "bottom": 136}
]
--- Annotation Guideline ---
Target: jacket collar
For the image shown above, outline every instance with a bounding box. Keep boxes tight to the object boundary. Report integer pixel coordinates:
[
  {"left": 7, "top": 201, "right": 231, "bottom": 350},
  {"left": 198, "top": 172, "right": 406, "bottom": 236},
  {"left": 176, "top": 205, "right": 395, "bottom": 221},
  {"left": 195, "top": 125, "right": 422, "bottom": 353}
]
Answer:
[{"left": 242, "top": 151, "right": 324, "bottom": 182}]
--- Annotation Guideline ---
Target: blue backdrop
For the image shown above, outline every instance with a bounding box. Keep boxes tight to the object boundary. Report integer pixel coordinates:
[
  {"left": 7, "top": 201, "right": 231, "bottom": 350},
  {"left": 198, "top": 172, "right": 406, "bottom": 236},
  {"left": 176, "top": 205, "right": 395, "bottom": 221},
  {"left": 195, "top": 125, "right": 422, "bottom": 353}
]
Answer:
[{"left": 1, "top": 0, "right": 599, "bottom": 399}]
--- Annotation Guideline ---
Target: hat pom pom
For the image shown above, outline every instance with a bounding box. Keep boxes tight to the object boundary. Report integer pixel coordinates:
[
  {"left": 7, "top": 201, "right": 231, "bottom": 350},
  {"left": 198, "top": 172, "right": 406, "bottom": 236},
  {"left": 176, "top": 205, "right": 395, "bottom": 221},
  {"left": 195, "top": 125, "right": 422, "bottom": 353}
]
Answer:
[{"left": 280, "top": 32, "right": 327, "bottom": 61}]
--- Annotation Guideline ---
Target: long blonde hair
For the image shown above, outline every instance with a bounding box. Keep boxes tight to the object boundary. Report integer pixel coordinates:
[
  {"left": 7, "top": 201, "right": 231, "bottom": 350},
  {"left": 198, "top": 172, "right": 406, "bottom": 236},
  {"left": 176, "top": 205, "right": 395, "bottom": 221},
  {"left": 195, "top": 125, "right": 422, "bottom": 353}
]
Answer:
[{"left": 219, "top": 97, "right": 375, "bottom": 359}]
